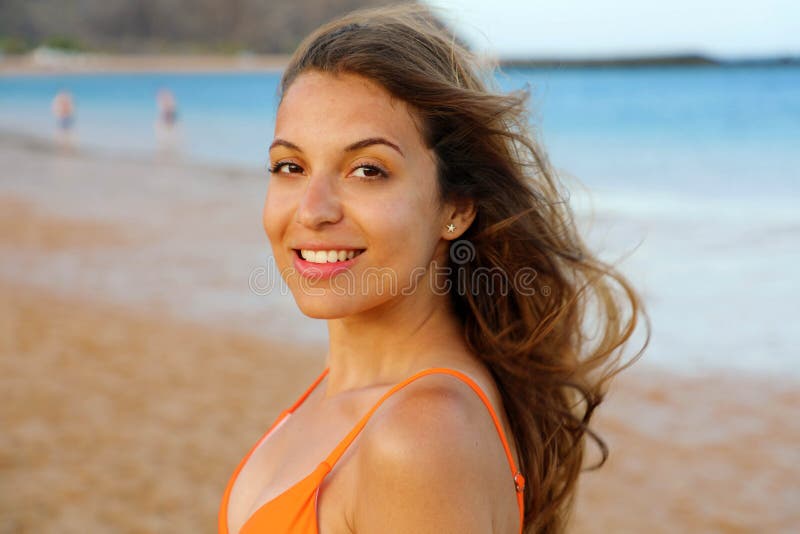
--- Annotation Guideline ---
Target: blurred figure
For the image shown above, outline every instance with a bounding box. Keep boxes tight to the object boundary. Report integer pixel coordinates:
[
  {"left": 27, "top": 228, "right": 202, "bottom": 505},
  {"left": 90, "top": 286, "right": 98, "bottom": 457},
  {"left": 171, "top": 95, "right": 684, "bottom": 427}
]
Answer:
[
  {"left": 51, "top": 90, "right": 75, "bottom": 151},
  {"left": 157, "top": 88, "right": 178, "bottom": 127},
  {"left": 155, "top": 88, "right": 182, "bottom": 158}
]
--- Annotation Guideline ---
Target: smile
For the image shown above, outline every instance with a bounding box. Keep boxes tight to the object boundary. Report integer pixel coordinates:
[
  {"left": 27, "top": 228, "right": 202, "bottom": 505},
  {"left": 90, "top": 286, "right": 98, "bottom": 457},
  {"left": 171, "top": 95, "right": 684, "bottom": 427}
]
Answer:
[{"left": 294, "top": 249, "right": 366, "bottom": 264}]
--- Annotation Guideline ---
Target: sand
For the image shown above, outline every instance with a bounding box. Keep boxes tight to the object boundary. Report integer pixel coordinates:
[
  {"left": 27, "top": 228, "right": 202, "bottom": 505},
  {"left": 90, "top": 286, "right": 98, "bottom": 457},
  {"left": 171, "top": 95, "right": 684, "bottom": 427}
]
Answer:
[{"left": 1, "top": 134, "right": 798, "bottom": 533}]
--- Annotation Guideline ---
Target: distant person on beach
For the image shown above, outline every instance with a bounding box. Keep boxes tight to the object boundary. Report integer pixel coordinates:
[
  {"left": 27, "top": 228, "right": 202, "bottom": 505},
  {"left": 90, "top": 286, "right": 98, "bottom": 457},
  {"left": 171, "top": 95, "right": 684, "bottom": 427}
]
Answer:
[
  {"left": 220, "top": 5, "right": 648, "bottom": 534},
  {"left": 155, "top": 88, "right": 181, "bottom": 157},
  {"left": 51, "top": 90, "right": 75, "bottom": 150},
  {"left": 157, "top": 88, "right": 178, "bottom": 128}
]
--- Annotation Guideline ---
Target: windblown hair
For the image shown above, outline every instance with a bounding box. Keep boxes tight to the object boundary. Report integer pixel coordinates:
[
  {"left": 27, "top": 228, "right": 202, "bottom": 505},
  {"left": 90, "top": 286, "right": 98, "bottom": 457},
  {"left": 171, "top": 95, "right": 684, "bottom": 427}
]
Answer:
[{"left": 279, "top": 5, "right": 649, "bottom": 533}]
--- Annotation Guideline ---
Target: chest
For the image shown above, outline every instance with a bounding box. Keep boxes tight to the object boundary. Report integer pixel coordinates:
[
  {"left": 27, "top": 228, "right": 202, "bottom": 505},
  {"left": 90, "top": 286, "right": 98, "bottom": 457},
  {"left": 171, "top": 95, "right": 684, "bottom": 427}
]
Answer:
[{"left": 225, "top": 396, "right": 371, "bottom": 533}]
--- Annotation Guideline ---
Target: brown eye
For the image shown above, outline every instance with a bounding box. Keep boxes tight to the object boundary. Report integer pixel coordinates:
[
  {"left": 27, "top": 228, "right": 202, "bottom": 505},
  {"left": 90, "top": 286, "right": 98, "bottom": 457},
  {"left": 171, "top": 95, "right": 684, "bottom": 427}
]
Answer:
[
  {"left": 351, "top": 164, "right": 388, "bottom": 180},
  {"left": 270, "top": 162, "right": 304, "bottom": 174}
]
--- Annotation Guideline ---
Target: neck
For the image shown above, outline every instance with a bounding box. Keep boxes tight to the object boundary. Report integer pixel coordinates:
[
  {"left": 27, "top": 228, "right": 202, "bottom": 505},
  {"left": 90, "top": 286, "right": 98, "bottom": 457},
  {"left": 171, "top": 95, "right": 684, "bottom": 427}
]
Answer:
[{"left": 323, "top": 290, "right": 470, "bottom": 396}]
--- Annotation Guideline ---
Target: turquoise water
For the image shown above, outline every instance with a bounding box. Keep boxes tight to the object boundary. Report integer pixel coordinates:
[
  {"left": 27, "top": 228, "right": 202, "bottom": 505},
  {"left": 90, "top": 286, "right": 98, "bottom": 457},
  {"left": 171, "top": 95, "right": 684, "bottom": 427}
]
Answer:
[
  {"left": 1, "top": 66, "right": 798, "bottom": 197},
  {"left": 0, "top": 72, "right": 282, "bottom": 165},
  {"left": 499, "top": 66, "right": 800, "bottom": 197}
]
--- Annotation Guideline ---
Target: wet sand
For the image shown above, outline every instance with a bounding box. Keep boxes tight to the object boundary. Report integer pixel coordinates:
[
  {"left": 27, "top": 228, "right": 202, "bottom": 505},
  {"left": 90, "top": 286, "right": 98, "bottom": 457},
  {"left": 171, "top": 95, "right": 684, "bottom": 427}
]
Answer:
[{"left": 1, "top": 135, "right": 798, "bottom": 533}]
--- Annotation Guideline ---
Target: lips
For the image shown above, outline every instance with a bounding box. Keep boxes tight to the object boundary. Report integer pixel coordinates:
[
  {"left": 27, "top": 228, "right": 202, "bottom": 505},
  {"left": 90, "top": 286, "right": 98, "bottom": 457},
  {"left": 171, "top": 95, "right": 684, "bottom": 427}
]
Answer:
[
  {"left": 294, "top": 248, "right": 366, "bottom": 264},
  {"left": 290, "top": 247, "right": 365, "bottom": 280}
]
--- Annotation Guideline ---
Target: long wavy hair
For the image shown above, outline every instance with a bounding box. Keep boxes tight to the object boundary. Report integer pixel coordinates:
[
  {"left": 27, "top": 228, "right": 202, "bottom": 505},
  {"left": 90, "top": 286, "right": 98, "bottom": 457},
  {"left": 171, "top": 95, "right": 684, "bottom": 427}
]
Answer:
[{"left": 278, "top": 5, "right": 649, "bottom": 533}]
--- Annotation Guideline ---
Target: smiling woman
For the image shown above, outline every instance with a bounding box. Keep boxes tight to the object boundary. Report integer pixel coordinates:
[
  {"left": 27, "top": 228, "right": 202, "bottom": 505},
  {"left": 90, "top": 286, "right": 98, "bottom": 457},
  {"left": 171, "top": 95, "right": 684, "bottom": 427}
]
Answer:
[
  {"left": 265, "top": 71, "right": 447, "bottom": 313},
  {"left": 219, "top": 5, "right": 648, "bottom": 534}
]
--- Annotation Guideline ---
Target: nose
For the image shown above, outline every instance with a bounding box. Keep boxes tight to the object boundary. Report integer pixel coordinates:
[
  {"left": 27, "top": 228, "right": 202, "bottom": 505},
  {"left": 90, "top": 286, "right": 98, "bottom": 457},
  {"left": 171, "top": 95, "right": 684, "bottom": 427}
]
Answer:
[{"left": 295, "top": 172, "right": 343, "bottom": 229}]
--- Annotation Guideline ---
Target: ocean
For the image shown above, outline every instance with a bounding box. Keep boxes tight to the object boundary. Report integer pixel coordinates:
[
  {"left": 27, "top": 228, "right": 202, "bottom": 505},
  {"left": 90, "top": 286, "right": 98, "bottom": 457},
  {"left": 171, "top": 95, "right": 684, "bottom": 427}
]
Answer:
[
  {"left": 1, "top": 66, "right": 798, "bottom": 376},
  {"left": 2, "top": 65, "right": 798, "bottom": 196}
]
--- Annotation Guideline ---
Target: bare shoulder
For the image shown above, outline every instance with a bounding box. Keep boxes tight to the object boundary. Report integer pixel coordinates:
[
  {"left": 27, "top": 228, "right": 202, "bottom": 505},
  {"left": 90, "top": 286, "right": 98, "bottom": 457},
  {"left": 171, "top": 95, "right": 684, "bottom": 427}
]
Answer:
[{"left": 350, "top": 371, "right": 516, "bottom": 534}]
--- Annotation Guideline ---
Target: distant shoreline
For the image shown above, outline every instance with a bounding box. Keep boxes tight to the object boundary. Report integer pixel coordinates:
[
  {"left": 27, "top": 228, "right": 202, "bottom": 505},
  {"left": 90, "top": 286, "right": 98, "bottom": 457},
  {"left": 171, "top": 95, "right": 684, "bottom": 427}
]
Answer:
[
  {"left": 499, "top": 53, "right": 800, "bottom": 69},
  {"left": 0, "top": 51, "right": 291, "bottom": 75},
  {"left": 1, "top": 50, "right": 798, "bottom": 75}
]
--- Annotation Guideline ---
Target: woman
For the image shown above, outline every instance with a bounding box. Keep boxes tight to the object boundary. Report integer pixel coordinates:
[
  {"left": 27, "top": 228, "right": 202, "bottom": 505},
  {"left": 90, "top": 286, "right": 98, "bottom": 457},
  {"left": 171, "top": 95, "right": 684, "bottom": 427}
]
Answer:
[{"left": 220, "top": 5, "right": 647, "bottom": 533}]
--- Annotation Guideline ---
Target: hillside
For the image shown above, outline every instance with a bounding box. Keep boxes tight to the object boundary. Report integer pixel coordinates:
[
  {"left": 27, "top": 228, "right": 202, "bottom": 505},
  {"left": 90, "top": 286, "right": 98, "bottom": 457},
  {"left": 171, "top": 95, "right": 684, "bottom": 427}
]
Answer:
[{"left": 0, "top": 0, "right": 415, "bottom": 53}]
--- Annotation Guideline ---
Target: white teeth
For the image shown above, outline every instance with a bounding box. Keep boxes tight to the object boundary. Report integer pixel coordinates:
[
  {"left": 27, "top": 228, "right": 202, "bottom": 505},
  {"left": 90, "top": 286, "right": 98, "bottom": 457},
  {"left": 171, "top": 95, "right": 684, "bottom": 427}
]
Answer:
[{"left": 299, "top": 249, "right": 363, "bottom": 264}]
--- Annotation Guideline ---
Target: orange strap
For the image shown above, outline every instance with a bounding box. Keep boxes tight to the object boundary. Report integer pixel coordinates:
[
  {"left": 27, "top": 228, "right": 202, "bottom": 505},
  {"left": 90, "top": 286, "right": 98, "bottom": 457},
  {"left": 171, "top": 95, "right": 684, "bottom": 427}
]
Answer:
[
  {"left": 223, "top": 367, "right": 525, "bottom": 533},
  {"left": 287, "top": 367, "right": 330, "bottom": 413},
  {"left": 322, "top": 367, "right": 525, "bottom": 531},
  {"left": 218, "top": 367, "right": 330, "bottom": 533}
]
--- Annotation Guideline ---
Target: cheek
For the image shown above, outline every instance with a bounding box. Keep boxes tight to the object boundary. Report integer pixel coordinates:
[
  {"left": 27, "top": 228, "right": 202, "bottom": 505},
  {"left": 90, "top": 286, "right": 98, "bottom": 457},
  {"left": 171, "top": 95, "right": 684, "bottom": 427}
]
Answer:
[
  {"left": 262, "top": 184, "right": 291, "bottom": 251},
  {"left": 369, "top": 196, "right": 439, "bottom": 264}
]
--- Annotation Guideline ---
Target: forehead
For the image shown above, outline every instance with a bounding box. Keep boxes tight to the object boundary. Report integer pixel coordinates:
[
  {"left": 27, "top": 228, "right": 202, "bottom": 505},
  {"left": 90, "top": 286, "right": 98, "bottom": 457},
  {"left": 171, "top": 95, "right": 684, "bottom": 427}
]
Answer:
[{"left": 275, "top": 71, "right": 425, "bottom": 148}]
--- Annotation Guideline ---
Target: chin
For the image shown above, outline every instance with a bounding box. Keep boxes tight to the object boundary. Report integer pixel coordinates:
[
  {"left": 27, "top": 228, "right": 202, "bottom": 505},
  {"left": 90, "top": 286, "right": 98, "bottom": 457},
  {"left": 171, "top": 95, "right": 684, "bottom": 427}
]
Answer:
[
  {"left": 291, "top": 291, "right": 363, "bottom": 320},
  {"left": 296, "top": 304, "right": 344, "bottom": 320}
]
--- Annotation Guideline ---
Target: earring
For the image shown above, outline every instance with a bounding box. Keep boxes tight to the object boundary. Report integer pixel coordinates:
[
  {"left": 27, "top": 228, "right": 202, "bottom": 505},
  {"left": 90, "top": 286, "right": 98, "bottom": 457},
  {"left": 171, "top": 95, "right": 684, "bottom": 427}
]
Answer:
[{"left": 446, "top": 223, "right": 456, "bottom": 233}]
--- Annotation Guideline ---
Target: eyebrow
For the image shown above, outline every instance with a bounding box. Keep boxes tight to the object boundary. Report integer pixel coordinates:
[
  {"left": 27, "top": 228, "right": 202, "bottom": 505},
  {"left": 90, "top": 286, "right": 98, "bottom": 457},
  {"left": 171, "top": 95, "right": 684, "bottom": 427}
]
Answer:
[
  {"left": 269, "top": 137, "right": 404, "bottom": 157},
  {"left": 344, "top": 137, "right": 404, "bottom": 157},
  {"left": 269, "top": 138, "right": 303, "bottom": 152}
]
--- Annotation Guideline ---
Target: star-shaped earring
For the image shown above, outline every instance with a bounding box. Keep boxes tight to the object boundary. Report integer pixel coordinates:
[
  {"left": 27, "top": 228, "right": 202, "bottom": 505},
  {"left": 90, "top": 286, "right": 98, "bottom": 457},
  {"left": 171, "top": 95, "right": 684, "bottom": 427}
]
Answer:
[{"left": 446, "top": 223, "right": 456, "bottom": 233}]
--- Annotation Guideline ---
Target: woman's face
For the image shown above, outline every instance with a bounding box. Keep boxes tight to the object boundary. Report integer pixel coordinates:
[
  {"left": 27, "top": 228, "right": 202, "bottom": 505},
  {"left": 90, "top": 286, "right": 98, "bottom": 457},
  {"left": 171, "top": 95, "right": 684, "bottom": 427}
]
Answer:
[{"left": 264, "top": 70, "right": 451, "bottom": 319}]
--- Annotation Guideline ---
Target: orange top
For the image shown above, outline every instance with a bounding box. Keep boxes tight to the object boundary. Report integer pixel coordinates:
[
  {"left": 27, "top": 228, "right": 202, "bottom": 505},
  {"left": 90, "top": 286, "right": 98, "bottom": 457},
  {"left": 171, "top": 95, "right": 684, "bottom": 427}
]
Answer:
[{"left": 219, "top": 367, "right": 526, "bottom": 533}]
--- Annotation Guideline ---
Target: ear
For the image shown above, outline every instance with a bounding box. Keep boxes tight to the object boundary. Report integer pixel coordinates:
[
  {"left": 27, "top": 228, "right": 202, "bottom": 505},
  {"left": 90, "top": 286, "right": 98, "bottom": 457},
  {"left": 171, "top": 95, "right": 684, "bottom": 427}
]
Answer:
[{"left": 441, "top": 197, "right": 476, "bottom": 239}]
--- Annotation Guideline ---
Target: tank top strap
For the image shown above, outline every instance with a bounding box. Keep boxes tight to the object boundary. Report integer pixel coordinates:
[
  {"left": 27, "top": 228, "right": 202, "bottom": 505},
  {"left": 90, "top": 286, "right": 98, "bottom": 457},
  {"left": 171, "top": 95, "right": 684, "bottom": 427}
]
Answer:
[{"left": 322, "top": 367, "right": 523, "bottom": 483}]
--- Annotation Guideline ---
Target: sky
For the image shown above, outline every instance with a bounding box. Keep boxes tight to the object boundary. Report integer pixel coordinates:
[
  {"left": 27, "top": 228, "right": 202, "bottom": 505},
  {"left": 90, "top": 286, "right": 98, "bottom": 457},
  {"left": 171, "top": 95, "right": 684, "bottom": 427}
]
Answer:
[{"left": 423, "top": 0, "right": 800, "bottom": 59}]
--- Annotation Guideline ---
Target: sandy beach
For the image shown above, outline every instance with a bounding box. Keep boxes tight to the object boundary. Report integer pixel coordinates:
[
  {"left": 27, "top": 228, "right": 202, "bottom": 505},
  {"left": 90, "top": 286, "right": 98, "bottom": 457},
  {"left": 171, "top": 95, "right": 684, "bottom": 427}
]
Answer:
[{"left": 1, "top": 133, "right": 798, "bottom": 533}]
